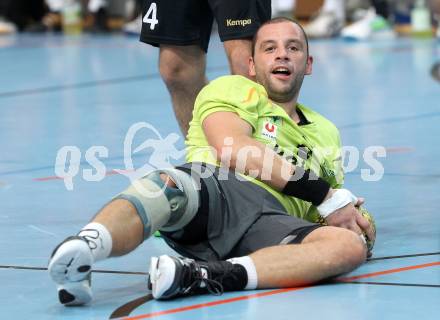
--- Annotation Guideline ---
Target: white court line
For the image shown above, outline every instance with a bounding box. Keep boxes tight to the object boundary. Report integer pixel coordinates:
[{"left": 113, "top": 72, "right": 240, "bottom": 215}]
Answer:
[{"left": 28, "top": 225, "right": 57, "bottom": 237}]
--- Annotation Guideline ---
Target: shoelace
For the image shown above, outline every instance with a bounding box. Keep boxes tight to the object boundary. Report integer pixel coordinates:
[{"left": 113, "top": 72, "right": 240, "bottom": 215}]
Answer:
[
  {"left": 182, "top": 260, "right": 224, "bottom": 296},
  {"left": 78, "top": 229, "right": 100, "bottom": 250}
]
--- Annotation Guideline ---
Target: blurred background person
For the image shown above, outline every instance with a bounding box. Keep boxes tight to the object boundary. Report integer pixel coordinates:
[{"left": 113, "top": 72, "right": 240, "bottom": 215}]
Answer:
[{"left": 0, "top": 0, "right": 47, "bottom": 33}]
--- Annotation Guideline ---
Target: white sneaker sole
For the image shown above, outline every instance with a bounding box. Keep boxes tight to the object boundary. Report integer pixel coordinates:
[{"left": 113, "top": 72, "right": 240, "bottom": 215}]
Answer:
[
  {"left": 57, "top": 278, "right": 92, "bottom": 306},
  {"left": 48, "top": 237, "right": 94, "bottom": 305},
  {"left": 148, "top": 255, "right": 178, "bottom": 300}
]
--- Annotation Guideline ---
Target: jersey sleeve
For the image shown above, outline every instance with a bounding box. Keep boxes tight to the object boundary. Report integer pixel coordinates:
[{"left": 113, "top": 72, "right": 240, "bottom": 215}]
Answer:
[{"left": 194, "top": 76, "right": 260, "bottom": 131}]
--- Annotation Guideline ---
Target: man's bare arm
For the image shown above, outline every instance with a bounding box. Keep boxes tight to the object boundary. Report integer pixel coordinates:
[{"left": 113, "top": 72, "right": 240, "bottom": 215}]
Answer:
[{"left": 203, "top": 111, "right": 300, "bottom": 191}]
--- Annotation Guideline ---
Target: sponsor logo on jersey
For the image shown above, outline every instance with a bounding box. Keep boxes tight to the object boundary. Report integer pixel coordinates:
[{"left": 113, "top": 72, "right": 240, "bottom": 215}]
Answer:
[
  {"left": 226, "top": 19, "right": 252, "bottom": 27},
  {"left": 262, "top": 120, "right": 277, "bottom": 140}
]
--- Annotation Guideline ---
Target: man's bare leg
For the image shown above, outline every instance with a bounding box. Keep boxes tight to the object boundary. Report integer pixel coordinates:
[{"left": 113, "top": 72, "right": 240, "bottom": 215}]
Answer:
[
  {"left": 92, "top": 199, "right": 144, "bottom": 256},
  {"left": 159, "top": 45, "right": 208, "bottom": 136},
  {"left": 48, "top": 171, "right": 196, "bottom": 305},
  {"left": 223, "top": 39, "right": 253, "bottom": 78},
  {"left": 149, "top": 226, "right": 367, "bottom": 299},
  {"left": 47, "top": 199, "right": 144, "bottom": 306},
  {"left": 250, "top": 226, "right": 367, "bottom": 288}
]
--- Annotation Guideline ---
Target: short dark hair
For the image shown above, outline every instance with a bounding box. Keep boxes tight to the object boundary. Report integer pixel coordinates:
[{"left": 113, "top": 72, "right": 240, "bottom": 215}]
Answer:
[{"left": 251, "top": 17, "right": 310, "bottom": 58}]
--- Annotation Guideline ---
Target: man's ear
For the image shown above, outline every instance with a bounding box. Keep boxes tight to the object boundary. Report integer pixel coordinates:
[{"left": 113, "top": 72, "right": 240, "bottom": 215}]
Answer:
[
  {"left": 305, "top": 55, "right": 313, "bottom": 75},
  {"left": 249, "top": 56, "right": 256, "bottom": 77}
]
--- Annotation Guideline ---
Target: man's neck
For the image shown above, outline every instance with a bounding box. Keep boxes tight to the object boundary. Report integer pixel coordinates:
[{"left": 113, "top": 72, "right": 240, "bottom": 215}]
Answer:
[{"left": 277, "top": 98, "right": 301, "bottom": 124}]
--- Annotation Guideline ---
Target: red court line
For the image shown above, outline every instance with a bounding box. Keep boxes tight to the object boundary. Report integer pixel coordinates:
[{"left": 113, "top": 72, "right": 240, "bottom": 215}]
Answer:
[
  {"left": 32, "top": 169, "right": 132, "bottom": 182},
  {"left": 338, "top": 261, "right": 440, "bottom": 282},
  {"left": 33, "top": 176, "right": 63, "bottom": 181},
  {"left": 119, "top": 287, "right": 309, "bottom": 320},
  {"left": 384, "top": 147, "right": 414, "bottom": 154},
  {"left": 31, "top": 146, "right": 412, "bottom": 182},
  {"left": 120, "top": 260, "right": 440, "bottom": 320}
]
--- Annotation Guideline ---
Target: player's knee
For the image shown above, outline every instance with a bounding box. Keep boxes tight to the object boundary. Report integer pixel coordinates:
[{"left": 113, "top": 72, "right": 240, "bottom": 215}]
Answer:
[
  {"left": 159, "top": 59, "right": 202, "bottom": 90},
  {"left": 334, "top": 229, "right": 367, "bottom": 268},
  {"left": 159, "top": 61, "right": 184, "bottom": 86},
  {"left": 113, "top": 168, "right": 200, "bottom": 239},
  {"left": 311, "top": 227, "right": 366, "bottom": 268}
]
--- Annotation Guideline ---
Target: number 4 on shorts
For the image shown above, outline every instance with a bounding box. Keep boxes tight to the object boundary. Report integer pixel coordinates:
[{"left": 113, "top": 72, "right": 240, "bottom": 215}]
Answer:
[{"left": 143, "top": 2, "right": 158, "bottom": 30}]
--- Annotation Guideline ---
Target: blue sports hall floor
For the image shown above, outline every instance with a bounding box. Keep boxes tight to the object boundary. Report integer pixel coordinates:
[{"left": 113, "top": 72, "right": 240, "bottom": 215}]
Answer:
[{"left": 0, "top": 30, "right": 439, "bottom": 320}]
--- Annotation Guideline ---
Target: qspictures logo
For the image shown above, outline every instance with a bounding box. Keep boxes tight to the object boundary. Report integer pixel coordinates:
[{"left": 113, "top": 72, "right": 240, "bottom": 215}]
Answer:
[
  {"left": 226, "top": 18, "right": 252, "bottom": 27},
  {"left": 54, "top": 122, "right": 387, "bottom": 192}
]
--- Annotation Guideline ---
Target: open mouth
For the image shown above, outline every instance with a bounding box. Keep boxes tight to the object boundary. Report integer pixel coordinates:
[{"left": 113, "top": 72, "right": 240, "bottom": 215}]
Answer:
[{"left": 271, "top": 66, "right": 291, "bottom": 77}]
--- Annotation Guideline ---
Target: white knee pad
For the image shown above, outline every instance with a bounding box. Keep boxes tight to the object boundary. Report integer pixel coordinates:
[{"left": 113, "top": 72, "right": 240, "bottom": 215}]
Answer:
[{"left": 114, "top": 168, "right": 200, "bottom": 239}]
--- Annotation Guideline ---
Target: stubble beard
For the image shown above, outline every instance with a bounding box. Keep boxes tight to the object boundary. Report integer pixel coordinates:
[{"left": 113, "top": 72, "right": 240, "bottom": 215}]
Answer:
[{"left": 259, "top": 72, "right": 305, "bottom": 104}]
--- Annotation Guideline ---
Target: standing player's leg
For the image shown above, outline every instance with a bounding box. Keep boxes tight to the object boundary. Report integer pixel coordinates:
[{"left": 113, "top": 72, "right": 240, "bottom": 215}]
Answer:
[
  {"left": 139, "top": 0, "right": 213, "bottom": 136},
  {"left": 159, "top": 45, "right": 208, "bottom": 135},
  {"left": 213, "top": 0, "right": 271, "bottom": 78},
  {"left": 223, "top": 39, "right": 253, "bottom": 76}
]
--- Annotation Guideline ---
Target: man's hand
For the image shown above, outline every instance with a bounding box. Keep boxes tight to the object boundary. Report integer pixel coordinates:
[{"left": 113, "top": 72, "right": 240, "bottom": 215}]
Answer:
[{"left": 325, "top": 198, "right": 375, "bottom": 243}]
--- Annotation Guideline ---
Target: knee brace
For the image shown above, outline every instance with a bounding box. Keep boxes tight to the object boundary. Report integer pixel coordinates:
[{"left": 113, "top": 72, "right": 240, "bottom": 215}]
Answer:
[{"left": 114, "top": 168, "right": 200, "bottom": 239}]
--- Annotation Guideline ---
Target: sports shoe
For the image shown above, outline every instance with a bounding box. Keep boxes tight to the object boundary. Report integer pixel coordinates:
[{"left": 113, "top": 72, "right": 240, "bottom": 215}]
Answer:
[
  {"left": 123, "top": 14, "right": 142, "bottom": 35},
  {"left": 303, "top": 11, "right": 344, "bottom": 38},
  {"left": 148, "top": 255, "right": 247, "bottom": 300},
  {"left": 48, "top": 236, "right": 94, "bottom": 305},
  {"left": 341, "top": 8, "right": 395, "bottom": 40}
]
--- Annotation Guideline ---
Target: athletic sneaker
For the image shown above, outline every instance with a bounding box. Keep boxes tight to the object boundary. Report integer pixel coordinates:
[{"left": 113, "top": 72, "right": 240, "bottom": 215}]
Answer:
[
  {"left": 341, "top": 8, "right": 395, "bottom": 40},
  {"left": 48, "top": 236, "right": 94, "bottom": 306},
  {"left": 303, "top": 11, "right": 344, "bottom": 38},
  {"left": 123, "top": 14, "right": 142, "bottom": 35},
  {"left": 148, "top": 255, "right": 248, "bottom": 300}
]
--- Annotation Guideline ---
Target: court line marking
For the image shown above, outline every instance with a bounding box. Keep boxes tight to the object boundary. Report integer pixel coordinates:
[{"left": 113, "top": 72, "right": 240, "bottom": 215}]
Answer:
[
  {"left": 28, "top": 225, "right": 57, "bottom": 237},
  {"left": 0, "top": 146, "right": 417, "bottom": 180},
  {"left": 111, "top": 278, "right": 440, "bottom": 319},
  {"left": 338, "top": 111, "right": 440, "bottom": 129},
  {"left": 115, "top": 288, "right": 310, "bottom": 320},
  {"left": 368, "top": 252, "right": 440, "bottom": 262},
  {"left": 340, "top": 281, "right": 440, "bottom": 288},
  {"left": 0, "top": 66, "right": 227, "bottom": 99},
  {"left": 30, "top": 170, "right": 440, "bottom": 184},
  {"left": 0, "top": 153, "right": 148, "bottom": 176},
  {"left": 32, "top": 169, "right": 132, "bottom": 182},
  {"left": 338, "top": 261, "right": 440, "bottom": 282},
  {"left": 110, "top": 295, "right": 154, "bottom": 319},
  {"left": 2, "top": 252, "right": 439, "bottom": 275},
  {"left": 112, "top": 260, "right": 440, "bottom": 320},
  {"left": 0, "top": 265, "right": 147, "bottom": 276}
]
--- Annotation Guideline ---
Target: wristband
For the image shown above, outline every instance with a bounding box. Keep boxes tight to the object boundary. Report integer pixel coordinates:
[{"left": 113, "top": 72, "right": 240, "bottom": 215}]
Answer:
[
  {"left": 282, "top": 168, "right": 330, "bottom": 206},
  {"left": 317, "top": 188, "right": 358, "bottom": 218}
]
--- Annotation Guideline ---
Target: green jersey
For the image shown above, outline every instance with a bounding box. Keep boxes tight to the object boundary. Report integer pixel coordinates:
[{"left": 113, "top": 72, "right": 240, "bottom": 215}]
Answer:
[{"left": 186, "top": 75, "right": 344, "bottom": 220}]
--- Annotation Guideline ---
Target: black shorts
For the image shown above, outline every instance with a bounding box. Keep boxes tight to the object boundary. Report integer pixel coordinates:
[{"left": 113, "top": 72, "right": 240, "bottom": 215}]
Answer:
[
  {"left": 139, "top": 0, "right": 271, "bottom": 52},
  {"left": 161, "top": 163, "right": 320, "bottom": 261}
]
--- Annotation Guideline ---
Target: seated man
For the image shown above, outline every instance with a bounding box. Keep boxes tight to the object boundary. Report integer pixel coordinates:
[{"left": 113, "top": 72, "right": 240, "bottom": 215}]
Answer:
[{"left": 48, "top": 17, "right": 375, "bottom": 305}]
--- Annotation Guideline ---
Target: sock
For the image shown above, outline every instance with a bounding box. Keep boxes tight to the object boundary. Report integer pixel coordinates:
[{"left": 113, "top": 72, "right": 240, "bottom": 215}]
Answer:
[
  {"left": 322, "top": 0, "right": 346, "bottom": 21},
  {"left": 227, "top": 256, "right": 258, "bottom": 290},
  {"left": 78, "top": 222, "right": 112, "bottom": 262}
]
